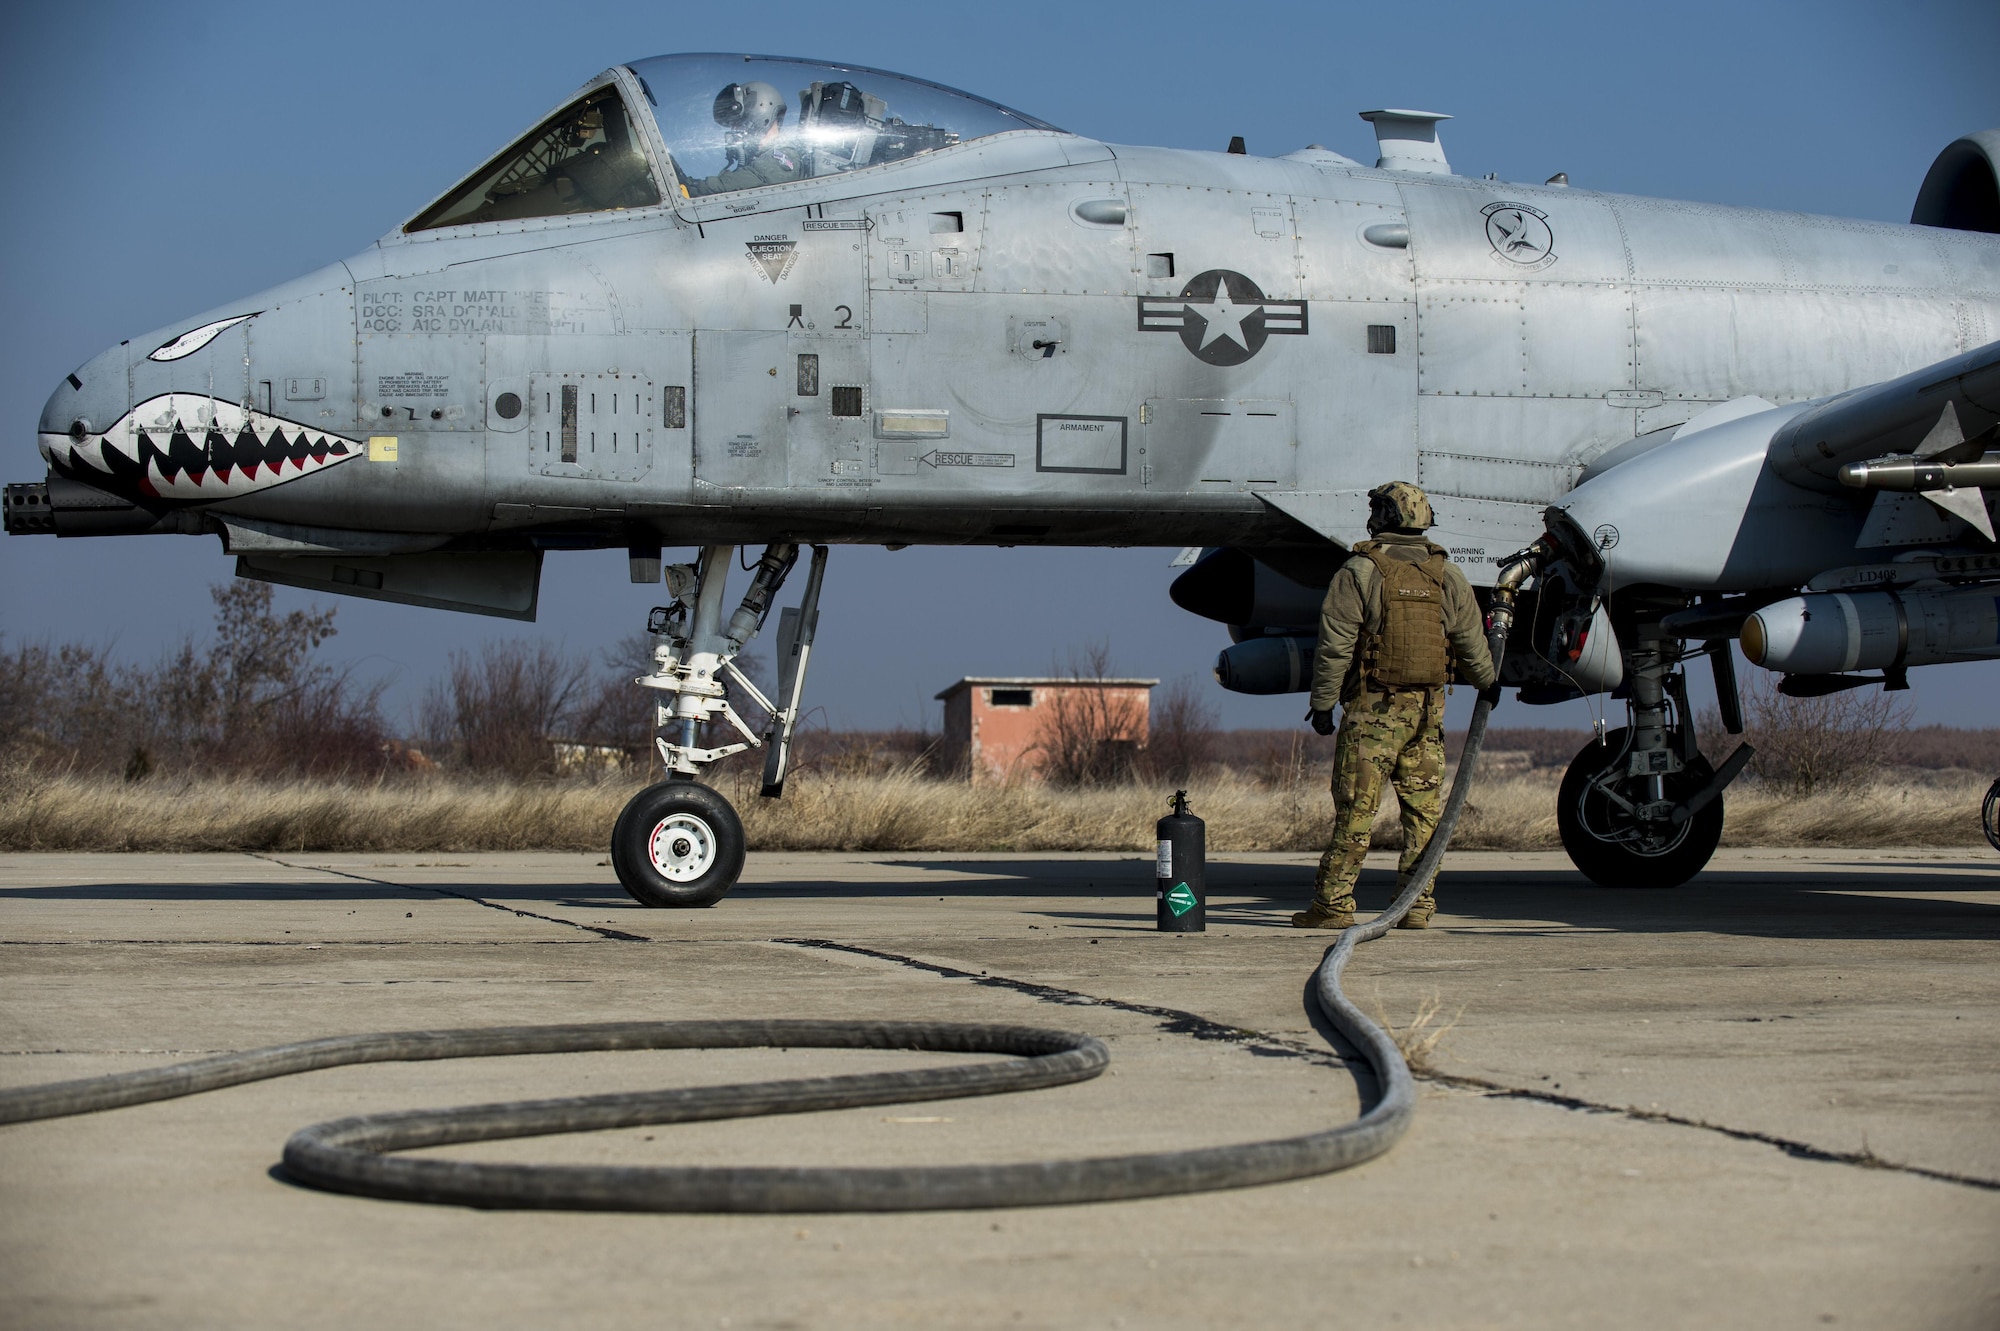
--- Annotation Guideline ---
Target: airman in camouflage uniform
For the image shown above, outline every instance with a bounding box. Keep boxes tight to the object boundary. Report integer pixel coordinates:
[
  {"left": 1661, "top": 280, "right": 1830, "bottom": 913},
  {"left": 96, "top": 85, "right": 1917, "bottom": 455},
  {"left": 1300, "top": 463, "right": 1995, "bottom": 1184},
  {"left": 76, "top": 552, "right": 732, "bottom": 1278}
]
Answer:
[{"left": 1293, "top": 482, "right": 1496, "bottom": 931}]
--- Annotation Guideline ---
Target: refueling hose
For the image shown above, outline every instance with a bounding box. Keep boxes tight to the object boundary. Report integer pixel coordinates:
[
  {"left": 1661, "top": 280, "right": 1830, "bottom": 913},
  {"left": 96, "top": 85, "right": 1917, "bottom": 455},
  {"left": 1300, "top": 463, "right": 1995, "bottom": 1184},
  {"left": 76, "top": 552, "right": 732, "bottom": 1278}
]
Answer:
[{"left": 0, "top": 551, "right": 1546, "bottom": 1212}]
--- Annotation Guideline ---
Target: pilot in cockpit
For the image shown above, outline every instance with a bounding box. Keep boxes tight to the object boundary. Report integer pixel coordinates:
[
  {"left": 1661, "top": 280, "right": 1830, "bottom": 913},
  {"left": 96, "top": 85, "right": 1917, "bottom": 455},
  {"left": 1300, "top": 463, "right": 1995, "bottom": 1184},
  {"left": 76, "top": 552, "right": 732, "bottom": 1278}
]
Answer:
[{"left": 696, "top": 81, "right": 805, "bottom": 193}]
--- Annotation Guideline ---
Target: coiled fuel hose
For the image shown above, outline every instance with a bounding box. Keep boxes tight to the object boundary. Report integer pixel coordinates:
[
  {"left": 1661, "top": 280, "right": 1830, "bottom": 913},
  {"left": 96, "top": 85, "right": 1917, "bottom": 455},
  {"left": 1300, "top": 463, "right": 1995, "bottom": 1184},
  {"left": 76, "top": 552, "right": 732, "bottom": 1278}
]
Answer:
[{"left": 0, "top": 556, "right": 1544, "bottom": 1212}]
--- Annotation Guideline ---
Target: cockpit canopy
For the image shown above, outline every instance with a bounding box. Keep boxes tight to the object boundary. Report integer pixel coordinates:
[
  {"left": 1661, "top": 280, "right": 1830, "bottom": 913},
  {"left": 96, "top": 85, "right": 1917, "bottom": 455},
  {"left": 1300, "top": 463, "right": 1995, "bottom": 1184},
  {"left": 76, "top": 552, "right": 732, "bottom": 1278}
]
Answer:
[
  {"left": 632, "top": 54, "right": 1057, "bottom": 199},
  {"left": 409, "top": 85, "right": 660, "bottom": 230},
  {"left": 406, "top": 53, "right": 1057, "bottom": 232}
]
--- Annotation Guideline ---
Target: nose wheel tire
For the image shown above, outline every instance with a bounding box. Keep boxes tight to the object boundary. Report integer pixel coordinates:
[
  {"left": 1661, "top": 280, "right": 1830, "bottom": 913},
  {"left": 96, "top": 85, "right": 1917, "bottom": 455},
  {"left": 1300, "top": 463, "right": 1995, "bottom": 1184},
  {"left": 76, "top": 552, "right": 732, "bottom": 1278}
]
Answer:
[
  {"left": 612, "top": 781, "right": 746, "bottom": 908},
  {"left": 1983, "top": 777, "right": 2000, "bottom": 853},
  {"left": 1556, "top": 728, "right": 1724, "bottom": 889}
]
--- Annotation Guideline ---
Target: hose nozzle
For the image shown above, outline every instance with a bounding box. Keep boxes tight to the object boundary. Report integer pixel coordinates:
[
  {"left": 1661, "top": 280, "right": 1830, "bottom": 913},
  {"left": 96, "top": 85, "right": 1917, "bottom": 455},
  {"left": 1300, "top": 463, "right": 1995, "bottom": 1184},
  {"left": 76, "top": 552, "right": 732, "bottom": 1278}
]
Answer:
[{"left": 1487, "top": 535, "right": 1555, "bottom": 647}]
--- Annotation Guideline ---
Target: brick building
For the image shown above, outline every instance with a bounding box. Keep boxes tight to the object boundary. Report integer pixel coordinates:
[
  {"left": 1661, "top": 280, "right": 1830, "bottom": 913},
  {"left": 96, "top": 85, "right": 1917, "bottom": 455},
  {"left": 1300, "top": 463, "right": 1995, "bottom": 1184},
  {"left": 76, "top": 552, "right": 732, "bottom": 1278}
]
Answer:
[{"left": 934, "top": 676, "right": 1158, "bottom": 783}]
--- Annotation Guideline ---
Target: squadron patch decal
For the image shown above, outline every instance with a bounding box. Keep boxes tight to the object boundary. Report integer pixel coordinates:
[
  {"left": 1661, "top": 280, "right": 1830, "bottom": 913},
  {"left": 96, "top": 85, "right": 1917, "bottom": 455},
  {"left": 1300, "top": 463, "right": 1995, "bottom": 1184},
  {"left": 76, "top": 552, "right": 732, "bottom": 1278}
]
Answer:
[
  {"left": 1137, "top": 270, "right": 1307, "bottom": 367},
  {"left": 1482, "top": 202, "right": 1557, "bottom": 271},
  {"left": 745, "top": 235, "right": 799, "bottom": 284}
]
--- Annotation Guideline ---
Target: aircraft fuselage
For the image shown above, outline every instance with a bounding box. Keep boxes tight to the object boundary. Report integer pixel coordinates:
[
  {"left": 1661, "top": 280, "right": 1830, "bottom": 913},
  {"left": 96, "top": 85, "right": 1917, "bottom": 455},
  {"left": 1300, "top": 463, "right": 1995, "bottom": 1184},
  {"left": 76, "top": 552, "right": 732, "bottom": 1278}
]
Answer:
[{"left": 31, "top": 67, "right": 2000, "bottom": 586}]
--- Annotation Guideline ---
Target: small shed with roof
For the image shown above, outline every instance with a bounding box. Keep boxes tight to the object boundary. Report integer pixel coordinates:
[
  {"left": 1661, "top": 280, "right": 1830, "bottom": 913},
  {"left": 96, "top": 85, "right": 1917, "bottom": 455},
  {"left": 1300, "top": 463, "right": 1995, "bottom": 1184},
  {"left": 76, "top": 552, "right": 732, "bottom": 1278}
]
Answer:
[{"left": 934, "top": 676, "right": 1158, "bottom": 783}]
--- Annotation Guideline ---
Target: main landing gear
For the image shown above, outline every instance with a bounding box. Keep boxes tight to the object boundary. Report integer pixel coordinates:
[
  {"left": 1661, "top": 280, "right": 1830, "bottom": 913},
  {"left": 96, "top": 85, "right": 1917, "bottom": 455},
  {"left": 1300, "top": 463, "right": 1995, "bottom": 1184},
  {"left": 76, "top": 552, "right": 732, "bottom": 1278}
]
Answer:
[
  {"left": 610, "top": 543, "right": 826, "bottom": 908},
  {"left": 1555, "top": 625, "right": 1753, "bottom": 888}
]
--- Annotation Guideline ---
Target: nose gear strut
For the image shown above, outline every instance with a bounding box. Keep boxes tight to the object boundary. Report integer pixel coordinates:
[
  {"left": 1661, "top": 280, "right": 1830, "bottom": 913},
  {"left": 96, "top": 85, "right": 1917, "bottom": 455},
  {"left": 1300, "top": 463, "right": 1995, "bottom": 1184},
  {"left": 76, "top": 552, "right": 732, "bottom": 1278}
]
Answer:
[{"left": 612, "top": 543, "right": 828, "bottom": 907}]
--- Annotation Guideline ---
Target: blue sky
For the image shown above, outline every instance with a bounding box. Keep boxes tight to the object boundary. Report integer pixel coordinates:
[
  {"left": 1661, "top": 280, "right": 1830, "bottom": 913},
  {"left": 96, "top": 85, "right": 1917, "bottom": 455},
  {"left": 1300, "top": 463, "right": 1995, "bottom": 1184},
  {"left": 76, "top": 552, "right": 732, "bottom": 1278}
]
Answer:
[{"left": 2, "top": 0, "right": 1996, "bottom": 732}]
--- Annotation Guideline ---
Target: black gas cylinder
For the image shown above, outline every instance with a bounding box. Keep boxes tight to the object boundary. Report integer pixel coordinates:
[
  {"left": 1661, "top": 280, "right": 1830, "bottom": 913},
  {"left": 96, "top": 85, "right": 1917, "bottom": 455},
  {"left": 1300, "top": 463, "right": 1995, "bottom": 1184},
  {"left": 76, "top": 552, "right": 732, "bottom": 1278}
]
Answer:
[{"left": 1155, "top": 790, "right": 1206, "bottom": 932}]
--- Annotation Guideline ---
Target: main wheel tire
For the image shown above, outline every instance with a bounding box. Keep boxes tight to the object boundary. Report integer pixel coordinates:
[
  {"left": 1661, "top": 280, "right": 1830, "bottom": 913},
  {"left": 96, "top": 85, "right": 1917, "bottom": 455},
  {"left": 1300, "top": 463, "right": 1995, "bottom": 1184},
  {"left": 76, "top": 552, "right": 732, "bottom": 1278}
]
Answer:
[
  {"left": 1983, "top": 777, "right": 2000, "bottom": 853},
  {"left": 1557, "top": 728, "right": 1724, "bottom": 889},
  {"left": 611, "top": 781, "right": 746, "bottom": 908}
]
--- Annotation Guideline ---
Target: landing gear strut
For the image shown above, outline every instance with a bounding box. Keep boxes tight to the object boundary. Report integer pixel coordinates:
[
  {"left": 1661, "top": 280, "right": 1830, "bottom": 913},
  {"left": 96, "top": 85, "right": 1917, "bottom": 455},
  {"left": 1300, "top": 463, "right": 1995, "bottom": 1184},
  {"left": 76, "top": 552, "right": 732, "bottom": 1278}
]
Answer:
[
  {"left": 1555, "top": 627, "right": 1749, "bottom": 888},
  {"left": 1557, "top": 728, "right": 1724, "bottom": 888},
  {"left": 609, "top": 543, "right": 827, "bottom": 908}
]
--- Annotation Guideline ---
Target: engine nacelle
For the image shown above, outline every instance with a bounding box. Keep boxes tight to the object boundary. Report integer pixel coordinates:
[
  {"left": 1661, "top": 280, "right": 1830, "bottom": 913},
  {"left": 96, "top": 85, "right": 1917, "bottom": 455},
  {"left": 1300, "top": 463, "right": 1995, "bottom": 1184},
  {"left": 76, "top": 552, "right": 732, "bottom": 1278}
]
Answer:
[
  {"left": 1912, "top": 129, "right": 2000, "bottom": 233},
  {"left": 1742, "top": 586, "right": 2000, "bottom": 674},
  {"left": 1170, "top": 547, "right": 1326, "bottom": 631},
  {"left": 1214, "top": 634, "right": 1315, "bottom": 694}
]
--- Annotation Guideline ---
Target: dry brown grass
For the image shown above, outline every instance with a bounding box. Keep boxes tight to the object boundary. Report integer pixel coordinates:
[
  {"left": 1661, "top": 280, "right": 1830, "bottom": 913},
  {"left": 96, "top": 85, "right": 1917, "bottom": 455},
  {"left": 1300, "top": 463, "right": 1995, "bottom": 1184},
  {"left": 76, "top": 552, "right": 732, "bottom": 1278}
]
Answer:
[
  {"left": 1369, "top": 991, "right": 1464, "bottom": 1075},
  {"left": 0, "top": 764, "right": 1988, "bottom": 855},
  {"left": 1717, "top": 771, "right": 1991, "bottom": 848}
]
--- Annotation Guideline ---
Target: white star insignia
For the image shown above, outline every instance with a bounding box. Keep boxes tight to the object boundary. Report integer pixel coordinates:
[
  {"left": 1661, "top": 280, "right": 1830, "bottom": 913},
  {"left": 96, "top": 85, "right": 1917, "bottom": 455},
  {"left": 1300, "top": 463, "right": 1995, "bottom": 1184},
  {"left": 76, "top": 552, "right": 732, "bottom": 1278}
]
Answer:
[{"left": 1186, "top": 281, "right": 1260, "bottom": 351}]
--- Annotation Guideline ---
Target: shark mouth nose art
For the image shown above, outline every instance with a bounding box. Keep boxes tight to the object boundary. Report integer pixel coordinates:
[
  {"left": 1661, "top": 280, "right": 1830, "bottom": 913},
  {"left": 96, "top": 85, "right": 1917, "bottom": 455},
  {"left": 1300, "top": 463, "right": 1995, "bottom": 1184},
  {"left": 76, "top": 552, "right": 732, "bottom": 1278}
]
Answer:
[{"left": 38, "top": 393, "right": 363, "bottom": 503}]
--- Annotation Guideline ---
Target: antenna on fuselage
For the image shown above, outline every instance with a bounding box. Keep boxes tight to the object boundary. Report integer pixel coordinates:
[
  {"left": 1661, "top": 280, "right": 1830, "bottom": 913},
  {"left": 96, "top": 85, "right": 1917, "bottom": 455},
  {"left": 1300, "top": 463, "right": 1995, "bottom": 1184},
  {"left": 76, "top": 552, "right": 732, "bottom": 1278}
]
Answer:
[{"left": 1358, "top": 109, "right": 1452, "bottom": 175}]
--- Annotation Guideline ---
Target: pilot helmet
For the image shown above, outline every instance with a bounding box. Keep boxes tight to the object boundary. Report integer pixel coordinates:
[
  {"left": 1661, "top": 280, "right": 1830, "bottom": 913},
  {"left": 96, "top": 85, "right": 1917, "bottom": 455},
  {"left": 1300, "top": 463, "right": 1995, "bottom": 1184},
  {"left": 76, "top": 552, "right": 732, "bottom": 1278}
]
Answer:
[
  {"left": 1366, "top": 481, "right": 1434, "bottom": 534},
  {"left": 561, "top": 105, "right": 605, "bottom": 149},
  {"left": 713, "top": 81, "right": 788, "bottom": 155}
]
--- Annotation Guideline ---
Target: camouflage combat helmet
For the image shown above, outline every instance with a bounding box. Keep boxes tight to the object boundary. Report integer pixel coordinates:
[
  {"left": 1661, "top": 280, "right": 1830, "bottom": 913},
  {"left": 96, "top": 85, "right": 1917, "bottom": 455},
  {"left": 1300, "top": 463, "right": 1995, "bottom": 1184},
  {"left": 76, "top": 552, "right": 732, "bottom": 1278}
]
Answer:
[{"left": 1366, "top": 481, "right": 1435, "bottom": 534}]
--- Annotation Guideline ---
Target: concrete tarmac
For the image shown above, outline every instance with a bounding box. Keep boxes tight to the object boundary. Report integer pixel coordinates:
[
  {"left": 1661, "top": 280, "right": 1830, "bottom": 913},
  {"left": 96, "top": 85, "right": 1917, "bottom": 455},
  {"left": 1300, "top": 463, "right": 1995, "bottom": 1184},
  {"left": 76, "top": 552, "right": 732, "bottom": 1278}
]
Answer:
[{"left": 2, "top": 847, "right": 1997, "bottom": 1330}]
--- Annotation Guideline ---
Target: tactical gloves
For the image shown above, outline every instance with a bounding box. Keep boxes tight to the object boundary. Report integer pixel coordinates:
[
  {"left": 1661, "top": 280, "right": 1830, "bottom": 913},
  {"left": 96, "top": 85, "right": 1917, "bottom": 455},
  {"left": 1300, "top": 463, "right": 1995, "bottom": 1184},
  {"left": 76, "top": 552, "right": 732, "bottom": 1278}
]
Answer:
[{"left": 1308, "top": 708, "right": 1335, "bottom": 736}]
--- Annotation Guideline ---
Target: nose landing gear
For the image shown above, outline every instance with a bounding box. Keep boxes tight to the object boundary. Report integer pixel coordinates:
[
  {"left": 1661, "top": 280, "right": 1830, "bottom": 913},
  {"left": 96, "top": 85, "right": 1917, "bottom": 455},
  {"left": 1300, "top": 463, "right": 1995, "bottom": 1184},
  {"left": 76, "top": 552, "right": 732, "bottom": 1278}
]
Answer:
[
  {"left": 609, "top": 543, "right": 826, "bottom": 908},
  {"left": 611, "top": 781, "right": 746, "bottom": 907}
]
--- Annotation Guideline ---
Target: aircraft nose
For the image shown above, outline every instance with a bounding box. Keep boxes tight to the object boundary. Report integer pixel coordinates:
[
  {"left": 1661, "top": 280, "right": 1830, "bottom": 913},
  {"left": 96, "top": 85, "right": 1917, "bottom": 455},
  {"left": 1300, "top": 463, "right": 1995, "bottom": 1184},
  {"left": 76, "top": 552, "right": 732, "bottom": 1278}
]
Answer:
[
  {"left": 37, "top": 343, "right": 130, "bottom": 470},
  {"left": 39, "top": 271, "right": 365, "bottom": 505}
]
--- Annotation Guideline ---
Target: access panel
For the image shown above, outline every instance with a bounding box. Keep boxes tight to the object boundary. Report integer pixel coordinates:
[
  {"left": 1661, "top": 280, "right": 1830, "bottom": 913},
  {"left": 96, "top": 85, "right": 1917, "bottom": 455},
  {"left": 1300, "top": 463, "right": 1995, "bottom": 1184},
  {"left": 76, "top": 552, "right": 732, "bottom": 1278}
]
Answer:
[
  {"left": 525, "top": 373, "right": 655, "bottom": 482},
  {"left": 1143, "top": 398, "right": 1298, "bottom": 491},
  {"left": 694, "top": 330, "right": 789, "bottom": 490}
]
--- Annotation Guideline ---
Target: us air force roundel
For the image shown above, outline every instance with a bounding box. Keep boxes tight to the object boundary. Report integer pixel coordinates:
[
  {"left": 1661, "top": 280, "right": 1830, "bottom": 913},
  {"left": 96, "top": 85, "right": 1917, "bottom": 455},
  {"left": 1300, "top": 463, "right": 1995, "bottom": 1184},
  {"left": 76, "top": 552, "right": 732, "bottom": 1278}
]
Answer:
[{"left": 1136, "top": 269, "right": 1308, "bottom": 366}]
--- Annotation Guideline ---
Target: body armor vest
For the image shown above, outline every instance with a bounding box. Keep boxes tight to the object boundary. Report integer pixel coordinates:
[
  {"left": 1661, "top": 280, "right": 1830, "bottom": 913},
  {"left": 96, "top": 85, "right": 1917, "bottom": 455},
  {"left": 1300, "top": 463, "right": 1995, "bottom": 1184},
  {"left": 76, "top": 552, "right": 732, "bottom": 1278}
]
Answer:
[{"left": 1355, "top": 541, "right": 1452, "bottom": 690}]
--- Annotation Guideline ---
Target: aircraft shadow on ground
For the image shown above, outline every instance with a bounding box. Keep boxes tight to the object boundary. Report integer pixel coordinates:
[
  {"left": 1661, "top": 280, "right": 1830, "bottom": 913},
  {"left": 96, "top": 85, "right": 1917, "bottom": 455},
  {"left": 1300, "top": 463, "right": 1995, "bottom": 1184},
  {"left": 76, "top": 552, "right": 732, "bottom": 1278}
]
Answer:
[{"left": 8, "top": 856, "right": 1997, "bottom": 942}]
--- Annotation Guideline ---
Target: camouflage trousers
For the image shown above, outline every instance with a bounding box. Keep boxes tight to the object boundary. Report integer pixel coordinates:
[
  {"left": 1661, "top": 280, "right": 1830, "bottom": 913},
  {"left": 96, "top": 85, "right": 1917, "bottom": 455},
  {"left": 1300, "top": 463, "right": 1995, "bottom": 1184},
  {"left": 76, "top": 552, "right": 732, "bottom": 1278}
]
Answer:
[{"left": 1312, "top": 688, "right": 1448, "bottom": 917}]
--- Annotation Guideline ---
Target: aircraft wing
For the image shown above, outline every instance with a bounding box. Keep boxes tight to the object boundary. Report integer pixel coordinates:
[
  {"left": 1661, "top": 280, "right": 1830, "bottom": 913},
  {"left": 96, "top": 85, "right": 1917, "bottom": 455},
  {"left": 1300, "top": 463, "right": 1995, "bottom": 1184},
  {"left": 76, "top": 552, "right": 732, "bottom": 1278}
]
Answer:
[{"left": 1768, "top": 338, "right": 2000, "bottom": 488}]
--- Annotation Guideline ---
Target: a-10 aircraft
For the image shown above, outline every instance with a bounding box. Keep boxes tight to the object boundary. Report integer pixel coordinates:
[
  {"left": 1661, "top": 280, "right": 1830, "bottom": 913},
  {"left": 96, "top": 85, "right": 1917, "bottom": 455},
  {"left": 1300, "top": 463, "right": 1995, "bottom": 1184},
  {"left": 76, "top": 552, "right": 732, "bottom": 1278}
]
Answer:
[{"left": 8, "top": 53, "right": 1998, "bottom": 906}]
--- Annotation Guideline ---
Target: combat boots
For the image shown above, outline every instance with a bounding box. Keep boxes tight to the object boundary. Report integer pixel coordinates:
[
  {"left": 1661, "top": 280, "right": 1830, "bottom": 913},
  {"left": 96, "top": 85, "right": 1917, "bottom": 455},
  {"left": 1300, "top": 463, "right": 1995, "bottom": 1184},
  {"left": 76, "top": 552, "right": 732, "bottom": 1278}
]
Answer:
[
  {"left": 1291, "top": 902, "right": 1354, "bottom": 930},
  {"left": 1386, "top": 872, "right": 1437, "bottom": 929},
  {"left": 1395, "top": 886, "right": 1436, "bottom": 929}
]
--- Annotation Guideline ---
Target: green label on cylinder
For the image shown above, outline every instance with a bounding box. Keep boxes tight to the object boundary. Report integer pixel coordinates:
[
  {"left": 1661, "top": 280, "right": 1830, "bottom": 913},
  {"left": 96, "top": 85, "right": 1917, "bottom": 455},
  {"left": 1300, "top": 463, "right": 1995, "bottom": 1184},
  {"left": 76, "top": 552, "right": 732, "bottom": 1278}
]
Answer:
[{"left": 1166, "top": 882, "right": 1197, "bottom": 917}]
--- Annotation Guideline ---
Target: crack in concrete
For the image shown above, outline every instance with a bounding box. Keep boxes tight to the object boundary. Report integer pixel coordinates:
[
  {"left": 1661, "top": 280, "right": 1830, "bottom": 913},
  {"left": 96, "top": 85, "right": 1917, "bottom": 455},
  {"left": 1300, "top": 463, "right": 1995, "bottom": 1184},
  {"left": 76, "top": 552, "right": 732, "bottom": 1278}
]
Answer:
[
  {"left": 777, "top": 937, "right": 2000, "bottom": 1195},
  {"left": 248, "top": 854, "right": 650, "bottom": 942},
  {"left": 773, "top": 936, "right": 1319, "bottom": 1056},
  {"left": 1419, "top": 1071, "right": 2000, "bottom": 1193}
]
